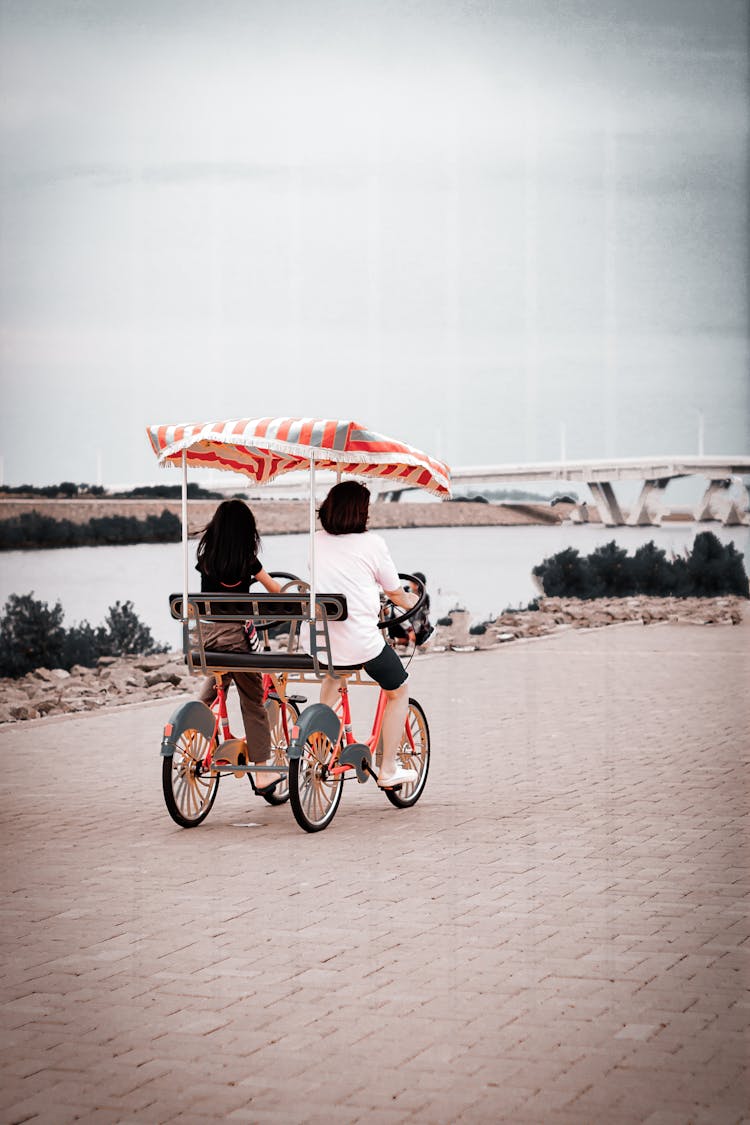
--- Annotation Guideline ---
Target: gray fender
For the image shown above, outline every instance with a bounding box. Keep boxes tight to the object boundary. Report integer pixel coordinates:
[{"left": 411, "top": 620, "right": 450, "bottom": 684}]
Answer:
[
  {"left": 287, "top": 702, "right": 340, "bottom": 760},
  {"left": 160, "top": 700, "right": 215, "bottom": 757}
]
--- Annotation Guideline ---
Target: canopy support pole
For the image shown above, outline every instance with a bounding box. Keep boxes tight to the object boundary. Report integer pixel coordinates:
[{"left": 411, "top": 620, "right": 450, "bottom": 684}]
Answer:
[
  {"left": 181, "top": 450, "right": 189, "bottom": 624},
  {"left": 309, "top": 454, "right": 316, "bottom": 624}
]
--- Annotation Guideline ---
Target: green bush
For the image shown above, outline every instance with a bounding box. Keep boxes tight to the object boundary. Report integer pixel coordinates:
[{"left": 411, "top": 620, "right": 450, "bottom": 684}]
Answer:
[
  {"left": 0, "top": 594, "right": 67, "bottom": 677},
  {"left": 532, "top": 547, "right": 592, "bottom": 598},
  {"left": 586, "top": 541, "right": 634, "bottom": 597},
  {"left": 630, "top": 541, "right": 675, "bottom": 595},
  {"left": 533, "top": 532, "right": 748, "bottom": 599},
  {"left": 0, "top": 593, "right": 167, "bottom": 678}
]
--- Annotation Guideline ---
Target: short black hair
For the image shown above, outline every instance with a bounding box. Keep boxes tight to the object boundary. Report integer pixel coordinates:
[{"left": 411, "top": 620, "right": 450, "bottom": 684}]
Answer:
[{"left": 319, "top": 481, "right": 370, "bottom": 535}]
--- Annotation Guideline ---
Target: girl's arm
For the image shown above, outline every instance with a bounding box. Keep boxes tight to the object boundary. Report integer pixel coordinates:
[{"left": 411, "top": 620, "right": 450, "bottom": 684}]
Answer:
[{"left": 255, "top": 567, "right": 282, "bottom": 594}]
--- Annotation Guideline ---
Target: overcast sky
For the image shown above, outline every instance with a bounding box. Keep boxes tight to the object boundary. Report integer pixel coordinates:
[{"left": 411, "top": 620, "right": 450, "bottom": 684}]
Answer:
[{"left": 0, "top": 0, "right": 747, "bottom": 487}]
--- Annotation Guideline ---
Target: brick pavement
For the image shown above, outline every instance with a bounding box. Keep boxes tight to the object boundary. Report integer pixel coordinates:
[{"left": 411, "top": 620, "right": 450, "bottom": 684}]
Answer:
[{"left": 1, "top": 614, "right": 749, "bottom": 1123}]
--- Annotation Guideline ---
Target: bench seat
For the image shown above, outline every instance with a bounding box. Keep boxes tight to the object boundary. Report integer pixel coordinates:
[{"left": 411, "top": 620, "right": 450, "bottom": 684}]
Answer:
[{"left": 201, "top": 650, "right": 364, "bottom": 673}]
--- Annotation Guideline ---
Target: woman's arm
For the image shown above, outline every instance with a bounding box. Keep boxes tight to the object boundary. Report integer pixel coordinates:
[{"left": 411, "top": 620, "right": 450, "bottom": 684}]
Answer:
[
  {"left": 255, "top": 568, "right": 282, "bottom": 594},
  {"left": 385, "top": 586, "right": 418, "bottom": 611}
]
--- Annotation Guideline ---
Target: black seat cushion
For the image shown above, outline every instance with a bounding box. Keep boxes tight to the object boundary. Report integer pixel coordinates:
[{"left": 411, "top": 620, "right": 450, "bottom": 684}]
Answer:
[{"left": 200, "top": 650, "right": 364, "bottom": 673}]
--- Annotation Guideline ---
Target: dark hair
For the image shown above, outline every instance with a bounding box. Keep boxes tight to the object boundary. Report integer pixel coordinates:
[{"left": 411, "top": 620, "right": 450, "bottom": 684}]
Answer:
[
  {"left": 319, "top": 481, "right": 370, "bottom": 535},
  {"left": 196, "top": 499, "right": 261, "bottom": 581}
]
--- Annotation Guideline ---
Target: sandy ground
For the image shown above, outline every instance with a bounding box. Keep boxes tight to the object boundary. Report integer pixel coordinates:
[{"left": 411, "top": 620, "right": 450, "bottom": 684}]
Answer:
[{"left": 1, "top": 610, "right": 748, "bottom": 1123}]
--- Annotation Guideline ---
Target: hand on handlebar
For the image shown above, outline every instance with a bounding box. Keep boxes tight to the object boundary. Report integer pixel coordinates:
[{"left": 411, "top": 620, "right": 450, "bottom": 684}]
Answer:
[{"left": 388, "top": 587, "right": 418, "bottom": 611}]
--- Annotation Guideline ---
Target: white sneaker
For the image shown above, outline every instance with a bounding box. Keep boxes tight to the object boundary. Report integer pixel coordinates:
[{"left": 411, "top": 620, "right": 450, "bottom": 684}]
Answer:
[{"left": 377, "top": 765, "right": 418, "bottom": 788}]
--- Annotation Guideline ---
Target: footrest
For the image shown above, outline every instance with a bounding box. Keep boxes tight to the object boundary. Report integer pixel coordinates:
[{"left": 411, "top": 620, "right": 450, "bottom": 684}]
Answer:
[{"left": 338, "top": 743, "right": 372, "bottom": 783}]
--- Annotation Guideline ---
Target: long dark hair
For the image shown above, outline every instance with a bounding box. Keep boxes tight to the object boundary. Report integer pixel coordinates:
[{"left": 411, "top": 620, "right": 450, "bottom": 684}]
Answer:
[
  {"left": 319, "top": 481, "right": 370, "bottom": 535},
  {"left": 196, "top": 499, "right": 261, "bottom": 581}
]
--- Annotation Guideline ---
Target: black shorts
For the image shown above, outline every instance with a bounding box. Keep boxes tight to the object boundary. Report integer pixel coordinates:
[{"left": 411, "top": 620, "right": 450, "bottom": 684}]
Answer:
[{"left": 363, "top": 644, "right": 408, "bottom": 691}]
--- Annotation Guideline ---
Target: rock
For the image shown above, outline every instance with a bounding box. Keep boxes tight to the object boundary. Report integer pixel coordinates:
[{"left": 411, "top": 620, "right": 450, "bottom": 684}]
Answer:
[
  {"left": 144, "top": 670, "right": 182, "bottom": 687},
  {"left": 33, "top": 667, "right": 71, "bottom": 682},
  {"left": 10, "top": 703, "right": 40, "bottom": 720},
  {"left": 97, "top": 656, "right": 118, "bottom": 667},
  {"left": 104, "top": 670, "right": 145, "bottom": 692},
  {"left": 134, "top": 655, "right": 172, "bottom": 672},
  {"left": 61, "top": 698, "right": 89, "bottom": 712},
  {"left": 34, "top": 699, "right": 60, "bottom": 715}
]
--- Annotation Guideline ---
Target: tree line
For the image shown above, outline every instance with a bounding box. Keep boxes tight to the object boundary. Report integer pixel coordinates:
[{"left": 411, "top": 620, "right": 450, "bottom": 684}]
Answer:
[
  {"left": 0, "top": 481, "right": 223, "bottom": 499},
  {"left": 0, "top": 511, "right": 182, "bottom": 550},
  {"left": 532, "top": 531, "right": 749, "bottom": 599}
]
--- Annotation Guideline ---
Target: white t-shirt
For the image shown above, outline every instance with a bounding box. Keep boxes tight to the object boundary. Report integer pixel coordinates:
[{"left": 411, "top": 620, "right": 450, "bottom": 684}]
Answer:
[{"left": 308, "top": 530, "right": 401, "bottom": 665}]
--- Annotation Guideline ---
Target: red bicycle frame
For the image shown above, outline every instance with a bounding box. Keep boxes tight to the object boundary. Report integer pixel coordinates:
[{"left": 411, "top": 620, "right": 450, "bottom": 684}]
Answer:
[
  {"left": 201, "top": 672, "right": 288, "bottom": 770},
  {"left": 329, "top": 677, "right": 416, "bottom": 778}
]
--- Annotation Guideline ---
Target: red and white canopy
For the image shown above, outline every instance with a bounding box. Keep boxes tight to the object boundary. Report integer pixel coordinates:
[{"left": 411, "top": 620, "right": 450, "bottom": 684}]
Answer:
[{"left": 147, "top": 416, "right": 451, "bottom": 497}]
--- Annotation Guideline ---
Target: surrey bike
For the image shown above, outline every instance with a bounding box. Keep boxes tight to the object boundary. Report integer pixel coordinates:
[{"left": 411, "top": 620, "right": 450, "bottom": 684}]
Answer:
[
  {"left": 160, "top": 572, "right": 430, "bottom": 832},
  {"left": 147, "top": 415, "right": 450, "bottom": 833}
]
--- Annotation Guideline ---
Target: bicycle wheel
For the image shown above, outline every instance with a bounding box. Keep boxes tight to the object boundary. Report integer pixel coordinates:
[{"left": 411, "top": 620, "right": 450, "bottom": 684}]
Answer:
[
  {"left": 384, "top": 698, "right": 430, "bottom": 809},
  {"left": 289, "top": 730, "right": 343, "bottom": 832},
  {"left": 258, "top": 697, "right": 300, "bottom": 806},
  {"left": 162, "top": 727, "right": 220, "bottom": 827}
]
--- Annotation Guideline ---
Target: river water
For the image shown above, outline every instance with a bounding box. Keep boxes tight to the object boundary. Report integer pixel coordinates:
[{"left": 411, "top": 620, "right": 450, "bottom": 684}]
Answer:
[{"left": 0, "top": 522, "right": 747, "bottom": 649}]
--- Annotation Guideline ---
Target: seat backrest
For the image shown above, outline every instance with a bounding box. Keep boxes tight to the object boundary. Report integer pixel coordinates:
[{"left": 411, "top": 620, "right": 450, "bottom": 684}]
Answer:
[
  {"left": 168, "top": 591, "right": 348, "bottom": 623},
  {"left": 168, "top": 591, "right": 348, "bottom": 676}
]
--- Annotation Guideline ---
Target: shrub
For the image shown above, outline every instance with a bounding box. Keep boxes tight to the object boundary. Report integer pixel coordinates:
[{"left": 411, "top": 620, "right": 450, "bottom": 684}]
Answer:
[
  {"left": 630, "top": 541, "right": 675, "bottom": 595},
  {"left": 532, "top": 547, "right": 592, "bottom": 598},
  {"left": 587, "top": 541, "right": 634, "bottom": 597},
  {"left": 0, "top": 593, "right": 67, "bottom": 677},
  {"left": 0, "top": 594, "right": 167, "bottom": 677},
  {"left": 104, "top": 600, "right": 163, "bottom": 656},
  {"left": 682, "top": 531, "right": 749, "bottom": 597}
]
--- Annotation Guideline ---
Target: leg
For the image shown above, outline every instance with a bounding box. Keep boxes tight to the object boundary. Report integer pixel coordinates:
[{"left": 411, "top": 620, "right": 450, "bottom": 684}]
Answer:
[
  {"left": 361, "top": 645, "right": 417, "bottom": 788},
  {"left": 378, "top": 681, "right": 411, "bottom": 779},
  {"left": 232, "top": 671, "right": 271, "bottom": 763},
  {"left": 199, "top": 672, "right": 226, "bottom": 708},
  {"left": 319, "top": 674, "right": 341, "bottom": 711}
]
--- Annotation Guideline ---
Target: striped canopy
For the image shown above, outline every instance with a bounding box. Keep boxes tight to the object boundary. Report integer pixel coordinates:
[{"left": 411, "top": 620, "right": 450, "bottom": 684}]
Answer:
[{"left": 146, "top": 417, "right": 451, "bottom": 497}]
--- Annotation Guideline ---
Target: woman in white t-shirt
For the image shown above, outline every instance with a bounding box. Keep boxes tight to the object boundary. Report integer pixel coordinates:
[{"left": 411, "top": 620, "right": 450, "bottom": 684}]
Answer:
[{"left": 314, "top": 481, "right": 418, "bottom": 788}]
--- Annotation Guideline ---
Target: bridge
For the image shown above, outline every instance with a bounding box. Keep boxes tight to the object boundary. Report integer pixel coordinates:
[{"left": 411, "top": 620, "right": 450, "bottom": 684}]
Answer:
[
  {"left": 210, "top": 454, "right": 750, "bottom": 526},
  {"left": 446, "top": 455, "right": 750, "bottom": 527}
]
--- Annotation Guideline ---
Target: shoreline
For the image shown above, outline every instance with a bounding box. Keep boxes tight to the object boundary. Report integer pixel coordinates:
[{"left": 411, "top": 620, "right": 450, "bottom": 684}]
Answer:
[{"left": 0, "top": 496, "right": 705, "bottom": 539}]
